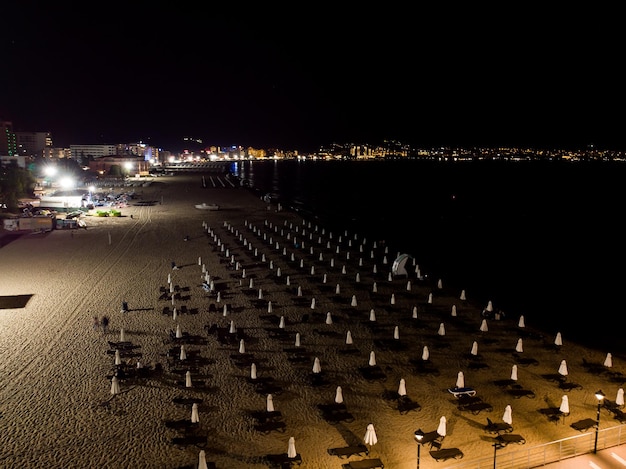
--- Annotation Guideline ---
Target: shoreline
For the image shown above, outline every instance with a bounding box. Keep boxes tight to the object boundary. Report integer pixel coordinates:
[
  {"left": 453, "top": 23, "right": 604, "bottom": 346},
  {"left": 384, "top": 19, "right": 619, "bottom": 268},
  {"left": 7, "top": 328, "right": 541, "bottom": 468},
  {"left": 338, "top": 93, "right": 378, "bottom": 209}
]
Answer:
[{"left": 0, "top": 174, "right": 623, "bottom": 468}]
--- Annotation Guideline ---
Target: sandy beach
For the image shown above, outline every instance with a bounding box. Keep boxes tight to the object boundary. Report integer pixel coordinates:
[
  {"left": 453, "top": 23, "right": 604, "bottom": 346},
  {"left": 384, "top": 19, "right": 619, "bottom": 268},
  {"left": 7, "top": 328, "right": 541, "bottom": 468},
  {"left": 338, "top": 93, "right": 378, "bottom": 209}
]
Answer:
[{"left": 0, "top": 173, "right": 623, "bottom": 469}]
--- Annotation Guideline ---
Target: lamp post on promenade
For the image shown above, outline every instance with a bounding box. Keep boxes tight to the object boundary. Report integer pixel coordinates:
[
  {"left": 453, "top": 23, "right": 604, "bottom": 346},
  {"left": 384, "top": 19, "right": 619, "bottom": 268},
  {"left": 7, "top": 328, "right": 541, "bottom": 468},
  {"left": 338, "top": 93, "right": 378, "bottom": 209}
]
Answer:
[
  {"left": 594, "top": 389, "right": 606, "bottom": 454},
  {"left": 414, "top": 428, "right": 424, "bottom": 469}
]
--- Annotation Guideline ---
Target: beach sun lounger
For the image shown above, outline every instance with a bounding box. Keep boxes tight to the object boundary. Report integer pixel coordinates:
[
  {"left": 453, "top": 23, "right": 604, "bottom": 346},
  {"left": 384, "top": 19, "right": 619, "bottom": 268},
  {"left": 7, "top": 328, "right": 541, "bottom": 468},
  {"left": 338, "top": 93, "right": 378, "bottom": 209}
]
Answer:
[
  {"left": 344, "top": 458, "right": 384, "bottom": 469},
  {"left": 429, "top": 448, "right": 464, "bottom": 461},
  {"left": 327, "top": 444, "right": 369, "bottom": 458},
  {"left": 447, "top": 387, "right": 476, "bottom": 397}
]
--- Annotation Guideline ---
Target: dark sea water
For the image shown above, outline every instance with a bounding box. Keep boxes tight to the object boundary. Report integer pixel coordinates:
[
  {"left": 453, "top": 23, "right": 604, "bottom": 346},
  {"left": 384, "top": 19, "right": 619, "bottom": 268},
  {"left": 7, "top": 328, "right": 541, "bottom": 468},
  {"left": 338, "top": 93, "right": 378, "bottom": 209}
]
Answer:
[{"left": 230, "top": 158, "right": 626, "bottom": 354}]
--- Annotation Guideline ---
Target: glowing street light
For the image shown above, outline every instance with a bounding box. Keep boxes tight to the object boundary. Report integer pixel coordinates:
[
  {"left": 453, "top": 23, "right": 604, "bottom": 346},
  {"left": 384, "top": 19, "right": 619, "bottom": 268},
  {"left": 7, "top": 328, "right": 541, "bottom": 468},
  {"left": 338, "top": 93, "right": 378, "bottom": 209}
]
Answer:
[
  {"left": 594, "top": 389, "right": 606, "bottom": 453},
  {"left": 414, "top": 428, "right": 424, "bottom": 469}
]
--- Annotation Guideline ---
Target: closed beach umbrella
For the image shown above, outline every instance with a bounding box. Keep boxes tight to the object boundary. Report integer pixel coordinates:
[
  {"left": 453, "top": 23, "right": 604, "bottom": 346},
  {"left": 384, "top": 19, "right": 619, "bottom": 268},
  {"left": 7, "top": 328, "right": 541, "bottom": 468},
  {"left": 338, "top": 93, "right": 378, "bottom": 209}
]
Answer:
[
  {"left": 114, "top": 349, "right": 121, "bottom": 366},
  {"left": 295, "top": 333, "right": 301, "bottom": 347},
  {"left": 287, "top": 436, "right": 297, "bottom": 458},
  {"left": 422, "top": 346, "right": 430, "bottom": 361},
  {"left": 229, "top": 320, "right": 236, "bottom": 334},
  {"left": 267, "top": 301, "right": 273, "bottom": 313},
  {"left": 369, "top": 309, "right": 376, "bottom": 322},
  {"left": 313, "top": 357, "right": 322, "bottom": 373},
  {"left": 250, "top": 363, "right": 257, "bottom": 380},
  {"left": 480, "top": 319, "right": 488, "bottom": 332},
  {"left": 393, "top": 326, "right": 400, "bottom": 340},
  {"left": 326, "top": 312, "right": 333, "bottom": 325},
  {"left": 518, "top": 315, "right": 526, "bottom": 328},
  {"left": 437, "top": 278, "right": 443, "bottom": 289},
  {"left": 554, "top": 332, "right": 563, "bottom": 346},
  {"left": 503, "top": 405, "right": 513, "bottom": 425},
  {"left": 185, "top": 370, "right": 192, "bottom": 388},
  {"left": 428, "top": 293, "right": 433, "bottom": 304},
  {"left": 438, "top": 323, "right": 446, "bottom": 336},
  {"left": 335, "top": 386, "right": 344, "bottom": 404},
  {"left": 179, "top": 345, "right": 187, "bottom": 360},
  {"left": 223, "top": 304, "right": 228, "bottom": 316},
  {"left": 351, "top": 295, "right": 358, "bottom": 307},
  {"left": 604, "top": 353, "right": 613, "bottom": 368},
  {"left": 451, "top": 305, "right": 457, "bottom": 317},
  {"left": 191, "top": 403, "right": 200, "bottom": 423},
  {"left": 486, "top": 300, "right": 493, "bottom": 312},
  {"left": 511, "top": 365, "right": 518, "bottom": 381},
  {"left": 266, "top": 394, "right": 274, "bottom": 412},
  {"left": 369, "top": 351, "right": 376, "bottom": 366},
  {"left": 515, "top": 338, "right": 524, "bottom": 353},
  {"left": 372, "top": 282, "right": 378, "bottom": 292},
  {"left": 558, "top": 359, "right": 568, "bottom": 376},
  {"left": 470, "top": 341, "right": 479, "bottom": 356},
  {"left": 335, "top": 284, "right": 341, "bottom": 294},
  {"left": 460, "top": 289, "right": 467, "bottom": 300},
  {"left": 345, "top": 331, "right": 353, "bottom": 345},
  {"left": 239, "top": 339, "right": 246, "bottom": 354},
  {"left": 198, "top": 450, "right": 208, "bottom": 469},
  {"left": 456, "top": 371, "right": 465, "bottom": 388},
  {"left": 310, "top": 298, "right": 316, "bottom": 309},
  {"left": 119, "top": 328, "right": 126, "bottom": 342},
  {"left": 175, "top": 324, "right": 182, "bottom": 338},
  {"left": 398, "top": 378, "right": 407, "bottom": 396},
  {"left": 412, "top": 306, "right": 418, "bottom": 319},
  {"left": 364, "top": 423, "right": 378, "bottom": 447},
  {"left": 437, "top": 416, "right": 447, "bottom": 437},
  {"left": 559, "top": 395, "right": 570, "bottom": 414},
  {"left": 390, "top": 294, "right": 395, "bottom": 305},
  {"left": 616, "top": 388, "right": 624, "bottom": 407},
  {"left": 172, "top": 307, "right": 177, "bottom": 321},
  {"left": 110, "top": 376, "right": 120, "bottom": 395},
  {"left": 279, "top": 315, "right": 285, "bottom": 328}
]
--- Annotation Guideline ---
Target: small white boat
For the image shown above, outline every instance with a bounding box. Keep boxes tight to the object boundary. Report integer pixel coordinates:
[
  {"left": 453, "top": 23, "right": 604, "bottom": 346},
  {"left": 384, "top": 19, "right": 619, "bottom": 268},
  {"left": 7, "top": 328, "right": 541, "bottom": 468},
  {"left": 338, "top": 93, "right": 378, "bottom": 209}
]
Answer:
[{"left": 195, "top": 203, "right": 219, "bottom": 211}]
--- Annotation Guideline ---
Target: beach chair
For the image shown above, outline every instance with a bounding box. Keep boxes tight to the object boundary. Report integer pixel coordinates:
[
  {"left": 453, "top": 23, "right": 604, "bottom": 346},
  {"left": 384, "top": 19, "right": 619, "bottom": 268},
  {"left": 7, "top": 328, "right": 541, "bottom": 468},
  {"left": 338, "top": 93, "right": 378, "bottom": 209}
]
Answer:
[
  {"left": 327, "top": 444, "right": 369, "bottom": 459},
  {"left": 447, "top": 387, "right": 476, "bottom": 397},
  {"left": 429, "top": 448, "right": 464, "bottom": 461}
]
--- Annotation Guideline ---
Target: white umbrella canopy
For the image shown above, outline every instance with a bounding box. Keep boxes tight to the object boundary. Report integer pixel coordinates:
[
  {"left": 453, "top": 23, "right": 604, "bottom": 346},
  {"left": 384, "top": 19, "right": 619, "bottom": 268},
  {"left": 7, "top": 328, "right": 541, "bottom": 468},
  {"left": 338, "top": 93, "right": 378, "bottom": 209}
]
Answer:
[
  {"left": 279, "top": 315, "right": 285, "bottom": 328},
  {"left": 451, "top": 305, "right": 457, "bottom": 317},
  {"left": 437, "top": 416, "right": 447, "bottom": 437},
  {"left": 325, "top": 312, "right": 333, "bottom": 325},
  {"left": 437, "top": 323, "right": 446, "bottom": 336},
  {"left": 503, "top": 405, "right": 513, "bottom": 425},
  {"left": 558, "top": 360, "right": 568, "bottom": 377},
  {"left": 294, "top": 333, "right": 301, "bottom": 347},
  {"left": 422, "top": 346, "right": 430, "bottom": 361},
  {"left": 369, "top": 351, "right": 377, "bottom": 366},
  {"left": 185, "top": 370, "right": 193, "bottom": 388},
  {"left": 369, "top": 309, "right": 377, "bottom": 322},
  {"left": 191, "top": 403, "right": 200, "bottom": 423},
  {"left": 398, "top": 378, "right": 407, "bottom": 396},
  {"left": 393, "top": 326, "right": 400, "bottom": 340},
  {"left": 312, "top": 357, "right": 322, "bottom": 373},
  {"left": 351, "top": 295, "right": 358, "bottom": 307},
  {"left": 110, "top": 376, "right": 120, "bottom": 395},
  {"left": 428, "top": 293, "right": 433, "bottom": 304},
  {"left": 179, "top": 345, "right": 187, "bottom": 361},
  {"left": 229, "top": 320, "right": 236, "bottom": 334},
  {"left": 239, "top": 339, "right": 246, "bottom": 354},
  {"left": 515, "top": 338, "right": 524, "bottom": 353},
  {"left": 335, "top": 386, "right": 344, "bottom": 404},
  {"left": 554, "top": 332, "right": 563, "bottom": 346},
  {"left": 364, "top": 423, "right": 378, "bottom": 447},
  {"left": 510, "top": 365, "right": 518, "bottom": 382},
  {"left": 287, "top": 436, "right": 297, "bottom": 458},
  {"left": 460, "top": 289, "right": 467, "bottom": 301},
  {"left": 119, "top": 328, "right": 126, "bottom": 342},
  {"left": 486, "top": 300, "right": 493, "bottom": 312},
  {"left": 250, "top": 363, "right": 257, "bottom": 380},
  {"left": 456, "top": 371, "right": 465, "bottom": 389},
  {"left": 175, "top": 324, "right": 182, "bottom": 338},
  {"left": 479, "top": 319, "right": 488, "bottom": 332},
  {"left": 266, "top": 394, "right": 274, "bottom": 412},
  {"left": 559, "top": 395, "right": 570, "bottom": 414},
  {"left": 604, "top": 353, "right": 613, "bottom": 368},
  {"left": 114, "top": 349, "right": 122, "bottom": 366},
  {"left": 470, "top": 341, "right": 479, "bottom": 356},
  {"left": 518, "top": 315, "right": 526, "bottom": 328},
  {"left": 345, "top": 331, "right": 353, "bottom": 345},
  {"left": 198, "top": 450, "right": 208, "bottom": 469},
  {"left": 617, "top": 388, "right": 625, "bottom": 407}
]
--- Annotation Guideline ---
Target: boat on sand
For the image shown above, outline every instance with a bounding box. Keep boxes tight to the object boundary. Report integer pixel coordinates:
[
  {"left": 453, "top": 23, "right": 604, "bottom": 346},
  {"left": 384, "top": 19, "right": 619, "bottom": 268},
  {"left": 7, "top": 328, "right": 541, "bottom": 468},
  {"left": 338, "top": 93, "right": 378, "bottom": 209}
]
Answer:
[{"left": 195, "top": 203, "right": 219, "bottom": 211}]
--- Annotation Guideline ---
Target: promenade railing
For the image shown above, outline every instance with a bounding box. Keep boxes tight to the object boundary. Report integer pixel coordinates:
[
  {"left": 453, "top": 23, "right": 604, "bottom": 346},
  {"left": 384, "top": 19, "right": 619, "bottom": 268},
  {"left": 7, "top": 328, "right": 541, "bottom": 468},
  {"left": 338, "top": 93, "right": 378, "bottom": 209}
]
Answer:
[{"left": 444, "top": 424, "right": 626, "bottom": 469}]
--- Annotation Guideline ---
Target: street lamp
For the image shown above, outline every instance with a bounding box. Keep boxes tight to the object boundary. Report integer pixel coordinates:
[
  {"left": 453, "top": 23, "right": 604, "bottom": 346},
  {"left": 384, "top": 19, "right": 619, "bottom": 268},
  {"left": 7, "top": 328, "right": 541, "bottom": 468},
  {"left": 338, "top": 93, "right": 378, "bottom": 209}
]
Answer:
[
  {"left": 493, "top": 441, "right": 504, "bottom": 469},
  {"left": 594, "top": 389, "right": 606, "bottom": 453},
  {"left": 414, "top": 428, "right": 424, "bottom": 469}
]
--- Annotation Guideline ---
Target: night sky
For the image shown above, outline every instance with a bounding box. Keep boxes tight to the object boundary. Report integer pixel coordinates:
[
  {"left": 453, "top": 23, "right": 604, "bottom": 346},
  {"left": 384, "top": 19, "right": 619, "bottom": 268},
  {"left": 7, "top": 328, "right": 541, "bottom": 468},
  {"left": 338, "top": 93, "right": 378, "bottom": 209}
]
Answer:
[{"left": 2, "top": 4, "right": 625, "bottom": 153}]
